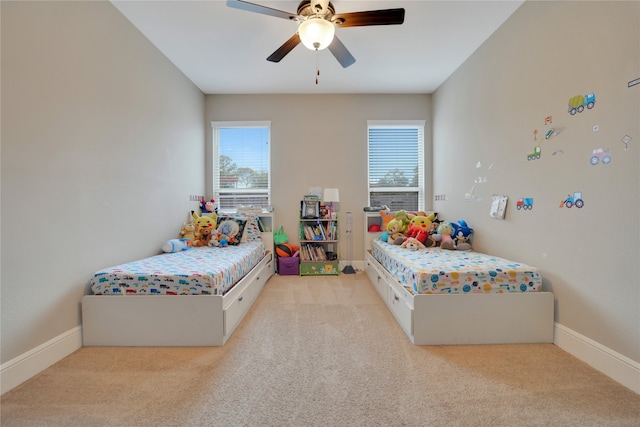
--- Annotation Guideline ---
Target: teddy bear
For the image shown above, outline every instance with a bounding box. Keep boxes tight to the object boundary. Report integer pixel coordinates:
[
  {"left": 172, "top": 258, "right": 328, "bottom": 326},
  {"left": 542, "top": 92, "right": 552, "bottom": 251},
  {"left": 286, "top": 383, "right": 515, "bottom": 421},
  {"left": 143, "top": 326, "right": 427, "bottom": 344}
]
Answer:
[
  {"left": 180, "top": 223, "right": 196, "bottom": 242},
  {"left": 194, "top": 225, "right": 214, "bottom": 247}
]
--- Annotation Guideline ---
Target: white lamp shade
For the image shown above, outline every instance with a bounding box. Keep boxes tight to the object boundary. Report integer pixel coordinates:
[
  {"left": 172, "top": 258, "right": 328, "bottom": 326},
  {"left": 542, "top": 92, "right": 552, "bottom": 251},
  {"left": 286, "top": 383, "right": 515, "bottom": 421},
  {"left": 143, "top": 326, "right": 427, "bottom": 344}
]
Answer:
[
  {"left": 298, "top": 18, "right": 335, "bottom": 51},
  {"left": 323, "top": 188, "right": 340, "bottom": 203}
]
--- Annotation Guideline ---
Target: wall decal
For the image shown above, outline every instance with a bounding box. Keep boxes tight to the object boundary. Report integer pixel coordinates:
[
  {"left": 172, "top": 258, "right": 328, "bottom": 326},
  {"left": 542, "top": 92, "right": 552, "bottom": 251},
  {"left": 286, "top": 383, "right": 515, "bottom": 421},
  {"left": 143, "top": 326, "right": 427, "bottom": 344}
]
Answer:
[
  {"left": 527, "top": 145, "right": 542, "bottom": 161},
  {"left": 589, "top": 148, "right": 611, "bottom": 165},
  {"left": 628, "top": 78, "right": 640, "bottom": 88},
  {"left": 568, "top": 92, "right": 596, "bottom": 115},
  {"left": 621, "top": 135, "right": 632, "bottom": 150},
  {"left": 516, "top": 197, "right": 534, "bottom": 210},
  {"left": 545, "top": 115, "right": 553, "bottom": 125},
  {"left": 593, "top": 125, "right": 599, "bottom": 132},
  {"left": 544, "top": 126, "right": 565, "bottom": 140},
  {"left": 552, "top": 149, "right": 565, "bottom": 156},
  {"left": 560, "top": 191, "right": 584, "bottom": 209}
]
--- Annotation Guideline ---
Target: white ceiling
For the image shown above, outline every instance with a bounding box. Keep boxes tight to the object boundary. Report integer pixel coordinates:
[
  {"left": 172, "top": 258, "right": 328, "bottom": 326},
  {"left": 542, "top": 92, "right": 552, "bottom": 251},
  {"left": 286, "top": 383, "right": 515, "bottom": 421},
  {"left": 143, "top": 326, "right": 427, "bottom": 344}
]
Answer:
[{"left": 111, "top": 0, "right": 524, "bottom": 94}]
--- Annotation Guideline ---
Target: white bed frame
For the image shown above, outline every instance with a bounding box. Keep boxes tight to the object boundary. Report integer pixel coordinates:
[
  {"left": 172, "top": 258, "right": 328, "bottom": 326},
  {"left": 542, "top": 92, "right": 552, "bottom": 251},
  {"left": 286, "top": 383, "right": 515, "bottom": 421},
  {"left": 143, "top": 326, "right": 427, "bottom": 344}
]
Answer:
[
  {"left": 365, "top": 251, "right": 554, "bottom": 345},
  {"left": 82, "top": 252, "right": 274, "bottom": 346}
]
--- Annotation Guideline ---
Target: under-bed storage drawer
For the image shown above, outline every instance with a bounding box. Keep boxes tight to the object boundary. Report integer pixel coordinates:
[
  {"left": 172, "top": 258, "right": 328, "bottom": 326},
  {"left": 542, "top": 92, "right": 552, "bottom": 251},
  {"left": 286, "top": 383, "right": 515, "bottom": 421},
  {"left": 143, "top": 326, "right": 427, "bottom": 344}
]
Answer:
[
  {"left": 251, "top": 254, "right": 273, "bottom": 302},
  {"left": 224, "top": 287, "right": 251, "bottom": 336},
  {"left": 387, "top": 287, "right": 413, "bottom": 337},
  {"left": 365, "top": 253, "right": 388, "bottom": 301}
]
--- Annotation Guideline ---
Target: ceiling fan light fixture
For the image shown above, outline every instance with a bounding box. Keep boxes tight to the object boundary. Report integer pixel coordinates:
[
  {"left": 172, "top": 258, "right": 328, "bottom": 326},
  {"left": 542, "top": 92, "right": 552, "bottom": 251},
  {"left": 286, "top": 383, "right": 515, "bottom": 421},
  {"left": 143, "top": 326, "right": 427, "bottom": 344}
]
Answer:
[{"left": 298, "top": 18, "right": 335, "bottom": 51}]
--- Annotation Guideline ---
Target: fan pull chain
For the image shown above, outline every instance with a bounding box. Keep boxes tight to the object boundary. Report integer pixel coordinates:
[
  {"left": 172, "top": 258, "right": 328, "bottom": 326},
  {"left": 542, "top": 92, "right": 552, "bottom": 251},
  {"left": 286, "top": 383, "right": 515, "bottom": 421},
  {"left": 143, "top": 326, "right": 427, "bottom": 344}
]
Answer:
[{"left": 315, "top": 50, "right": 320, "bottom": 85}]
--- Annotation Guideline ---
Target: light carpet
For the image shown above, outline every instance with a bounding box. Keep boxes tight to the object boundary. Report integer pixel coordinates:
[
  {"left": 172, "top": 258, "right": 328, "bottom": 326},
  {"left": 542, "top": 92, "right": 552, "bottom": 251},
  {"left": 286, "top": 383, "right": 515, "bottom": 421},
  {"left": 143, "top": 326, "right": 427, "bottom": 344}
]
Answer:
[{"left": 2, "top": 273, "right": 639, "bottom": 426}]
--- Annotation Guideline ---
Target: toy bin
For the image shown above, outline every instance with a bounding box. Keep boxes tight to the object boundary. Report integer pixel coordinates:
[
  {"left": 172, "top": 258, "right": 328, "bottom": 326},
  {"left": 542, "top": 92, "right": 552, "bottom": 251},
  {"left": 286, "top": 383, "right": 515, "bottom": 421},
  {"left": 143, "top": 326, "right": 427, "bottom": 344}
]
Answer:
[{"left": 278, "top": 256, "right": 299, "bottom": 276}]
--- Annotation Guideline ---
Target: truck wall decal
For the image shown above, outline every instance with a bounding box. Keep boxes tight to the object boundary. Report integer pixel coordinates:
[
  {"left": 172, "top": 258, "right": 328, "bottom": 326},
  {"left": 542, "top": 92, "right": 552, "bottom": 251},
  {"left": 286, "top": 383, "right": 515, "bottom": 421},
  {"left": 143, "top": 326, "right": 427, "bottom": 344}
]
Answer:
[{"left": 568, "top": 93, "right": 596, "bottom": 115}]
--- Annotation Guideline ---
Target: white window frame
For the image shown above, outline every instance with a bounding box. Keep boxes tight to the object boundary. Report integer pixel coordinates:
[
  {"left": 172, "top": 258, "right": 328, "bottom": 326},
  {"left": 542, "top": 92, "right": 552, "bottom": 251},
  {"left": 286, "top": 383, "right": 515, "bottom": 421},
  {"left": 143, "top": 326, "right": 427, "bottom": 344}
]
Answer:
[
  {"left": 211, "top": 121, "right": 271, "bottom": 211},
  {"left": 367, "top": 120, "right": 425, "bottom": 211}
]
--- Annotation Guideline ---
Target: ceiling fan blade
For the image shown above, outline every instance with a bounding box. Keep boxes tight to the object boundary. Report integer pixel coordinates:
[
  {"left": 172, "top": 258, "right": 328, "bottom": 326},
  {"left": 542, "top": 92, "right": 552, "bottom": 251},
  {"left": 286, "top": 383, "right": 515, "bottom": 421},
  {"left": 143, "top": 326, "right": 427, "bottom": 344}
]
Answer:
[
  {"left": 226, "top": 0, "right": 297, "bottom": 20},
  {"left": 266, "top": 33, "right": 301, "bottom": 63},
  {"left": 328, "top": 35, "right": 355, "bottom": 68},
  {"left": 332, "top": 8, "right": 405, "bottom": 27}
]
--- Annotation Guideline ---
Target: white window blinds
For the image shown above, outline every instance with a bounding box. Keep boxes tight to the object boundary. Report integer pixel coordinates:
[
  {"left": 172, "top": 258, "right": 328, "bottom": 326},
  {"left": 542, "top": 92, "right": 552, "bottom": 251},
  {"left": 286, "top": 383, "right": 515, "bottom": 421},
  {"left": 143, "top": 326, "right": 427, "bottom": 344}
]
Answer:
[{"left": 367, "top": 120, "right": 425, "bottom": 211}]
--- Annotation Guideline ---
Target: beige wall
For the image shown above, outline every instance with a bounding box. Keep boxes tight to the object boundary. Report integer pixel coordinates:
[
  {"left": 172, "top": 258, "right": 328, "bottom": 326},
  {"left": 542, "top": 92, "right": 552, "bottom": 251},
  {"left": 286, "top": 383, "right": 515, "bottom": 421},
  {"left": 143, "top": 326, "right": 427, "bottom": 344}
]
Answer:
[
  {"left": 433, "top": 1, "right": 639, "bottom": 362},
  {"left": 1, "top": 1, "right": 205, "bottom": 363},
  {"left": 205, "top": 94, "right": 432, "bottom": 261}
]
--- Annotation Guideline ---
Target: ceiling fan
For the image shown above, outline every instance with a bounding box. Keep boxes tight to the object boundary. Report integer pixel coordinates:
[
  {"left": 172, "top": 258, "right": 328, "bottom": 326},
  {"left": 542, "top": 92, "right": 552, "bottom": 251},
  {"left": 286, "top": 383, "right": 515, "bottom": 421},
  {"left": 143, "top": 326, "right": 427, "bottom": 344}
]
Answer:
[{"left": 226, "top": 0, "right": 405, "bottom": 68}]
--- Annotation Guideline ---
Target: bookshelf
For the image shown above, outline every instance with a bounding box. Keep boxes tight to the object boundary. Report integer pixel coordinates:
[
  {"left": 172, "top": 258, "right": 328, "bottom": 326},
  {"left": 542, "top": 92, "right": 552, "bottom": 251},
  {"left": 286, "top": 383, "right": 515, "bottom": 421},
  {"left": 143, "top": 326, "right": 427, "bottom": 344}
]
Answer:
[{"left": 299, "top": 217, "right": 339, "bottom": 276}]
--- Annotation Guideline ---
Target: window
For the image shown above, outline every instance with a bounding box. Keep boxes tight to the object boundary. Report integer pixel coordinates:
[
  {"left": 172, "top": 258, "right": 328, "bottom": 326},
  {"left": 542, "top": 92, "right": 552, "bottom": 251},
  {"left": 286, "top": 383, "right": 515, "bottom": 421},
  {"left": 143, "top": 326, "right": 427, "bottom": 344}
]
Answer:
[
  {"left": 367, "top": 120, "right": 425, "bottom": 211},
  {"left": 212, "top": 121, "right": 271, "bottom": 211}
]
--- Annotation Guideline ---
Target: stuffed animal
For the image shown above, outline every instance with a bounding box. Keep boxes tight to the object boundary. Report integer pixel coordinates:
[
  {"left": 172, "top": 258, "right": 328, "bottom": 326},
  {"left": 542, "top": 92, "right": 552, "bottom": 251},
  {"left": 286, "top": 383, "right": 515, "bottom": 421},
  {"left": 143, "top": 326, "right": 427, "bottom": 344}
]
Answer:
[
  {"left": 180, "top": 223, "right": 196, "bottom": 242},
  {"left": 200, "top": 198, "right": 217, "bottom": 213},
  {"left": 394, "top": 210, "right": 411, "bottom": 230},
  {"left": 454, "top": 232, "right": 472, "bottom": 251},
  {"left": 162, "top": 238, "right": 191, "bottom": 253},
  {"left": 386, "top": 218, "right": 407, "bottom": 245},
  {"left": 404, "top": 213, "right": 436, "bottom": 247},
  {"left": 435, "top": 221, "right": 456, "bottom": 250},
  {"left": 380, "top": 210, "right": 395, "bottom": 229},
  {"left": 192, "top": 211, "right": 217, "bottom": 239},
  {"left": 451, "top": 220, "right": 473, "bottom": 250},
  {"left": 401, "top": 237, "right": 426, "bottom": 250},
  {"left": 194, "top": 226, "right": 214, "bottom": 247}
]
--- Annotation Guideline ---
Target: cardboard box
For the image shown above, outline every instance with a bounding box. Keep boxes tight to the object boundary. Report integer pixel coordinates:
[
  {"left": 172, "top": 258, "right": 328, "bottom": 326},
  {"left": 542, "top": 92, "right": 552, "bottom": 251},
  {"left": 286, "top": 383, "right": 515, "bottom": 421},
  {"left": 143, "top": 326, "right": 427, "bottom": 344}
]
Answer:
[{"left": 278, "top": 256, "right": 299, "bottom": 276}]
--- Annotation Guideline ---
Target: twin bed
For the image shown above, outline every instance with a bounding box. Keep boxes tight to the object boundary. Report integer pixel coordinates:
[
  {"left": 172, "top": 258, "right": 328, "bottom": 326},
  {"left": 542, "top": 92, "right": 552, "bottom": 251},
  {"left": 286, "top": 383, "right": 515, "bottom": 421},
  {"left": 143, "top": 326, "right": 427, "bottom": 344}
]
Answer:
[
  {"left": 365, "top": 239, "right": 554, "bottom": 345},
  {"left": 83, "top": 213, "right": 553, "bottom": 347},
  {"left": 82, "top": 217, "right": 274, "bottom": 347}
]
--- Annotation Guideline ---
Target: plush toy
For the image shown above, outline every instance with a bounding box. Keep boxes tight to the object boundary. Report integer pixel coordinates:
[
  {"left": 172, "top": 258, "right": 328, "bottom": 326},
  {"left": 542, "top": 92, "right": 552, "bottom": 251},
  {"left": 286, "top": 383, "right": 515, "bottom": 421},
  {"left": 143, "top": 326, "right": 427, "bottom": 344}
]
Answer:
[
  {"left": 386, "top": 218, "right": 407, "bottom": 245},
  {"left": 180, "top": 223, "right": 196, "bottom": 242},
  {"left": 435, "top": 221, "right": 456, "bottom": 250},
  {"left": 394, "top": 210, "right": 411, "bottom": 230},
  {"left": 380, "top": 210, "right": 395, "bottom": 229},
  {"left": 401, "top": 237, "right": 426, "bottom": 250},
  {"left": 451, "top": 220, "right": 473, "bottom": 251},
  {"left": 162, "top": 238, "right": 191, "bottom": 253},
  {"left": 404, "top": 213, "right": 437, "bottom": 247},
  {"left": 194, "top": 226, "right": 214, "bottom": 247},
  {"left": 429, "top": 218, "right": 441, "bottom": 236},
  {"left": 454, "top": 232, "right": 472, "bottom": 251},
  {"left": 216, "top": 232, "right": 228, "bottom": 247},
  {"left": 200, "top": 198, "right": 217, "bottom": 213},
  {"left": 192, "top": 211, "right": 217, "bottom": 239}
]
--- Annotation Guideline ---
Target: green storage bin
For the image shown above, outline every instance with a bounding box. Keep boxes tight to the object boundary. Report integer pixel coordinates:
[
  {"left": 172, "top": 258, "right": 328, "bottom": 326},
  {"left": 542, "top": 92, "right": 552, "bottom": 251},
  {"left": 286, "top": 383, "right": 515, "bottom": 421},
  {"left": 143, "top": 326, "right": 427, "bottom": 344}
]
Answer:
[{"left": 299, "top": 261, "right": 339, "bottom": 276}]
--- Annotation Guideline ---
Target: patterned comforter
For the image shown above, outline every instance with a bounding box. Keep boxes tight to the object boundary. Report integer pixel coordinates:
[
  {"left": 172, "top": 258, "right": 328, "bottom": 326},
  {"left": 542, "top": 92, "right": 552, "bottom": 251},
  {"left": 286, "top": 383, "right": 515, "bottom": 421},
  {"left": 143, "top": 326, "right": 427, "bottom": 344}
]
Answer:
[
  {"left": 371, "top": 239, "right": 542, "bottom": 295},
  {"left": 90, "top": 242, "right": 266, "bottom": 296}
]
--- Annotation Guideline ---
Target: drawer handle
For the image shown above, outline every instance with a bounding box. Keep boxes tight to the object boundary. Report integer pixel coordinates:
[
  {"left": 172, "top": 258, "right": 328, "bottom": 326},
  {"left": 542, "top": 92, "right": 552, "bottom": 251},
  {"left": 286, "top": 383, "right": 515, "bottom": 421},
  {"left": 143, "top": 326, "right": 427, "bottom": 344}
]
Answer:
[
  {"left": 238, "top": 296, "right": 243, "bottom": 302},
  {"left": 394, "top": 295, "right": 399, "bottom": 302}
]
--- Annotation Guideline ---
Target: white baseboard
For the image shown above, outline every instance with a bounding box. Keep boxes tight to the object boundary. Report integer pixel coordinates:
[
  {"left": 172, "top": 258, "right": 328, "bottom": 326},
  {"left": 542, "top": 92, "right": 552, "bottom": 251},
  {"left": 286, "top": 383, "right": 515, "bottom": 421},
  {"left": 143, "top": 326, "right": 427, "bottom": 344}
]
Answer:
[
  {"left": 2, "top": 320, "right": 637, "bottom": 396},
  {"left": 554, "top": 322, "right": 640, "bottom": 394},
  {"left": 1, "top": 326, "right": 83, "bottom": 395}
]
